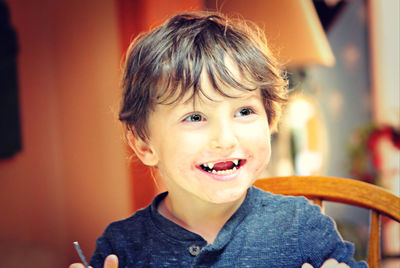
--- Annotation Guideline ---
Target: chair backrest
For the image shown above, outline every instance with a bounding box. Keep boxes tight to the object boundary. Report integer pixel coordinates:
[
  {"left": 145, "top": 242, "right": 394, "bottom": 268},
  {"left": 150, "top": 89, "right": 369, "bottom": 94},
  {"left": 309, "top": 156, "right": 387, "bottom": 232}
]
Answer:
[{"left": 253, "top": 176, "right": 400, "bottom": 268}]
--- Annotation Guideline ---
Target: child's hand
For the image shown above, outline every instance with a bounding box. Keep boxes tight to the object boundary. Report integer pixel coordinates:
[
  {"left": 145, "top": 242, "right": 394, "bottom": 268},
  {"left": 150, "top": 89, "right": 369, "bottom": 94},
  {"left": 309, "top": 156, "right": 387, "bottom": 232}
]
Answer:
[
  {"left": 302, "top": 258, "right": 350, "bottom": 268},
  {"left": 69, "top": 254, "right": 118, "bottom": 268}
]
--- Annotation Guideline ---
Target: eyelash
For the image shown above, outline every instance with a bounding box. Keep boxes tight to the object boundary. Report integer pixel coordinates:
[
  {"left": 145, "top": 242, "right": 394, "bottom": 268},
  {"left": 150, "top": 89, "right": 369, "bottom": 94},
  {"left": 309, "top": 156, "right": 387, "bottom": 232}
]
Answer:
[
  {"left": 183, "top": 113, "right": 206, "bottom": 122},
  {"left": 182, "top": 107, "right": 256, "bottom": 123},
  {"left": 235, "top": 107, "right": 255, "bottom": 117}
]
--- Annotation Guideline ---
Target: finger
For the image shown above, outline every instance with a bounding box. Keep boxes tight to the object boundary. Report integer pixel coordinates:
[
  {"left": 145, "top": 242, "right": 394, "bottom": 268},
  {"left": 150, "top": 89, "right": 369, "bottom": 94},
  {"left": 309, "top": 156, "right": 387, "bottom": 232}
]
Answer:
[
  {"left": 104, "top": 254, "right": 119, "bottom": 268},
  {"left": 69, "top": 264, "right": 85, "bottom": 268},
  {"left": 69, "top": 264, "right": 93, "bottom": 268},
  {"left": 335, "top": 263, "right": 350, "bottom": 268},
  {"left": 320, "top": 258, "right": 339, "bottom": 268},
  {"left": 301, "top": 263, "right": 313, "bottom": 268}
]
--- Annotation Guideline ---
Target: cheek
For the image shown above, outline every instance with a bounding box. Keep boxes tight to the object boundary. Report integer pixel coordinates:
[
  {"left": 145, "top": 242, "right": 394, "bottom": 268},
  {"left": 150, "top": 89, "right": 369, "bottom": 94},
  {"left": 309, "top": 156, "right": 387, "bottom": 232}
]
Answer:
[
  {"left": 244, "top": 124, "right": 271, "bottom": 170},
  {"left": 244, "top": 122, "right": 271, "bottom": 149},
  {"left": 254, "top": 141, "right": 271, "bottom": 169},
  {"left": 158, "top": 142, "right": 195, "bottom": 172}
]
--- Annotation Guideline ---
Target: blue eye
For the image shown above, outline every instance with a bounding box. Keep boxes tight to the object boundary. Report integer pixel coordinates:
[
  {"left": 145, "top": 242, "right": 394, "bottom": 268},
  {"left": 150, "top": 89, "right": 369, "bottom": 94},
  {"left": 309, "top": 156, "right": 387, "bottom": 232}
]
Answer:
[
  {"left": 183, "top": 113, "right": 205, "bottom": 122},
  {"left": 236, "top": 107, "right": 255, "bottom": 117}
]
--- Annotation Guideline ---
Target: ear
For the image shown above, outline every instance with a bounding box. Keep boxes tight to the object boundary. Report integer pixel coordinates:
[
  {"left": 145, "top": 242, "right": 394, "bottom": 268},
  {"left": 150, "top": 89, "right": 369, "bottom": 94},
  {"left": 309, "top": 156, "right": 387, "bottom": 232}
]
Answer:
[{"left": 126, "top": 131, "right": 158, "bottom": 166}]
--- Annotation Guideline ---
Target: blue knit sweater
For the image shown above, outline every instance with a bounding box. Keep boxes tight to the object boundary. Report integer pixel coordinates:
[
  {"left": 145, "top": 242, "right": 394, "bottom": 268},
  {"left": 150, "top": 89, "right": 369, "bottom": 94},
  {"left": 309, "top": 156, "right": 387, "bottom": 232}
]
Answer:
[{"left": 90, "top": 187, "right": 367, "bottom": 267}]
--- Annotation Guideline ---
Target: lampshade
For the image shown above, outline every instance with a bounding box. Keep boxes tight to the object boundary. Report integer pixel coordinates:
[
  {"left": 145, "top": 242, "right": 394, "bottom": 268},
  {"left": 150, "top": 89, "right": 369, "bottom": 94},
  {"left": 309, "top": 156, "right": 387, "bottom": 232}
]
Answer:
[{"left": 213, "top": 0, "right": 335, "bottom": 67}]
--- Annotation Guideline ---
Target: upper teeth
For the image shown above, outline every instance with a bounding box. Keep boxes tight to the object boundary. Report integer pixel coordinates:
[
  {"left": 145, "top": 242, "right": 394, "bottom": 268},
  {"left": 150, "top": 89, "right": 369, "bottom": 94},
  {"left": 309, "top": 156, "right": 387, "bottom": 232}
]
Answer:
[{"left": 203, "top": 160, "right": 239, "bottom": 169}]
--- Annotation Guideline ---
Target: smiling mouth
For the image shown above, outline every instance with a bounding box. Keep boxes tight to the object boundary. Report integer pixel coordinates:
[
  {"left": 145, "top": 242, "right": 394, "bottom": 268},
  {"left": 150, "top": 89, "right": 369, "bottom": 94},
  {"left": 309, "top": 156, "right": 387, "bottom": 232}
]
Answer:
[{"left": 198, "top": 159, "right": 246, "bottom": 175}]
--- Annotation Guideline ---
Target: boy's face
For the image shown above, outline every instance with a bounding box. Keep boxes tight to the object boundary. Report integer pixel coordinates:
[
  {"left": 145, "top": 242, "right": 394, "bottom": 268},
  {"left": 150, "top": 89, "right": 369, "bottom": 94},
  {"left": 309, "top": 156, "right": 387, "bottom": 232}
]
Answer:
[{"left": 133, "top": 65, "right": 271, "bottom": 205}]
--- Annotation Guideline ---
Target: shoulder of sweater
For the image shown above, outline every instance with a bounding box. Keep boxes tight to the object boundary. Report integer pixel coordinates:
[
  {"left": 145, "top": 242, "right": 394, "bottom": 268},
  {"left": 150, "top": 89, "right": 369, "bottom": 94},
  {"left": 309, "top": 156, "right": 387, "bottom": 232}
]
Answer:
[
  {"left": 251, "top": 186, "right": 311, "bottom": 210},
  {"left": 104, "top": 206, "right": 151, "bottom": 233}
]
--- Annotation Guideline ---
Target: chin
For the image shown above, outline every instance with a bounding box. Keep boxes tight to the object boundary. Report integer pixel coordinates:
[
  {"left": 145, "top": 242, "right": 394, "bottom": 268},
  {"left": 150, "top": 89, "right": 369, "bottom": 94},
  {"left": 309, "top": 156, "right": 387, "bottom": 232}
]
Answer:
[{"left": 203, "top": 185, "right": 249, "bottom": 205}]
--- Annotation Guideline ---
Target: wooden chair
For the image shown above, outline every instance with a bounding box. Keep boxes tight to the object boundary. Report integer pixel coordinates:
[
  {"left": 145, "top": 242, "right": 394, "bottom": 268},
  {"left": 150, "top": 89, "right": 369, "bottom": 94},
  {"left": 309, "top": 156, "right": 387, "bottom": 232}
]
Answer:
[{"left": 253, "top": 176, "right": 400, "bottom": 268}]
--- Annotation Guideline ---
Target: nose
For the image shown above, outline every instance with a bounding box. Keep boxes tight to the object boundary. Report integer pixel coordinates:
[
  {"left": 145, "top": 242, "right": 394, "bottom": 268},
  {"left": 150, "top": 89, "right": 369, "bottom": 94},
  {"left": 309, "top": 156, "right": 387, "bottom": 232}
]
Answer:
[{"left": 209, "top": 119, "right": 238, "bottom": 152}]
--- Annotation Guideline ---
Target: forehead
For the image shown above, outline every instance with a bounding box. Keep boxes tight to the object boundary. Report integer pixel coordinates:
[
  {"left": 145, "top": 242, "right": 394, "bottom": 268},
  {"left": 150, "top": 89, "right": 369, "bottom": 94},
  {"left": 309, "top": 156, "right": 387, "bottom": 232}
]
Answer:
[
  {"left": 156, "top": 56, "right": 258, "bottom": 107},
  {"left": 193, "top": 71, "right": 257, "bottom": 103}
]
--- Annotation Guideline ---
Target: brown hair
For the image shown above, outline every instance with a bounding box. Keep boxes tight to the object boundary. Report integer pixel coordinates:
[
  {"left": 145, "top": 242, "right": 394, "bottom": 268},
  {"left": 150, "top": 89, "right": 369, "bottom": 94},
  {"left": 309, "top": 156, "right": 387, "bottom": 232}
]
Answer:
[{"left": 119, "top": 11, "right": 288, "bottom": 141}]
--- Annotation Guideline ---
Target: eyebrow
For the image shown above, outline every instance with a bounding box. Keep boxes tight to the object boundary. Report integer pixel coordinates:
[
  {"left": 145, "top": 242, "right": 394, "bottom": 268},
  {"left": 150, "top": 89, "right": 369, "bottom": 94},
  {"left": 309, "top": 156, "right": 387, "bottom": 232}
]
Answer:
[
  {"left": 162, "top": 88, "right": 261, "bottom": 111},
  {"left": 225, "top": 91, "right": 262, "bottom": 104},
  {"left": 239, "top": 92, "right": 260, "bottom": 101}
]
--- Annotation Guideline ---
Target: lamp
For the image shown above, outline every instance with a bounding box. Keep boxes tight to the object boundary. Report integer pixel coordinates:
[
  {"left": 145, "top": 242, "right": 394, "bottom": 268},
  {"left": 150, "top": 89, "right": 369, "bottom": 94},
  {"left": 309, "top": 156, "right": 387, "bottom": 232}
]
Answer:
[{"left": 210, "top": 0, "right": 335, "bottom": 67}]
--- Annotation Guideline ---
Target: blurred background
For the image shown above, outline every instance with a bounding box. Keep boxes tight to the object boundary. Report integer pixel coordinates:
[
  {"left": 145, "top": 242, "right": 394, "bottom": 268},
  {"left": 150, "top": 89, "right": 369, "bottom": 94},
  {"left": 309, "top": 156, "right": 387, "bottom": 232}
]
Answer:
[{"left": 0, "top": 0, "right": 398, "bottom": 267}]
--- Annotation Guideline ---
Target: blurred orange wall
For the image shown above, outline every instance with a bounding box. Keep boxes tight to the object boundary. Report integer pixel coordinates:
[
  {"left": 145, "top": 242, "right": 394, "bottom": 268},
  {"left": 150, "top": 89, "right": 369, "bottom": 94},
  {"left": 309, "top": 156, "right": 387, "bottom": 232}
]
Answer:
[{"left": 0, "top": 0, "right": 130, "bottom": 266}]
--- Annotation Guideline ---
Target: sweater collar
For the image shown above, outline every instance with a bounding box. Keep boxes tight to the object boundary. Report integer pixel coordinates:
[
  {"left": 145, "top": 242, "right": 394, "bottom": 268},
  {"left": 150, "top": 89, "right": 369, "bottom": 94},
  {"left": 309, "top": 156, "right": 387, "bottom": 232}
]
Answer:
[{"left": 149, "top": 187, "right": 257, "bottom": 248}]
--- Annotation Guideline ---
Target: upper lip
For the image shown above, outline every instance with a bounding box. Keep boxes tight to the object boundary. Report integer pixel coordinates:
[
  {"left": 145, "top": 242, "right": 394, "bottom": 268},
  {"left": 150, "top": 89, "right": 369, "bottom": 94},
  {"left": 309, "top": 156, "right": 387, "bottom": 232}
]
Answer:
[{"left": 197, "top": 158, "right": 243, "bottom": 166}]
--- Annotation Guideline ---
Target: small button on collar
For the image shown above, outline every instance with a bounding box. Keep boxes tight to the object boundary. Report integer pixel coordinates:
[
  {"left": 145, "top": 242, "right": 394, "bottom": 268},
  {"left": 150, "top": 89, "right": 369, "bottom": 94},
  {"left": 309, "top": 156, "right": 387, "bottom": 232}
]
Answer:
[{"left": 188, "top": 244, "right": 201, "bottom": 256}]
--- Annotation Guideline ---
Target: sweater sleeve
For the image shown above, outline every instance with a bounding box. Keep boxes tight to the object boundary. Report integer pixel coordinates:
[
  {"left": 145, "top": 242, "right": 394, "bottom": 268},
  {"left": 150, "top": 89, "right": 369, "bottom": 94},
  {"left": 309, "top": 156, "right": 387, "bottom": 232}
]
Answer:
[{"left": 297, "top": 198, "right": 368, "bottom": 268}]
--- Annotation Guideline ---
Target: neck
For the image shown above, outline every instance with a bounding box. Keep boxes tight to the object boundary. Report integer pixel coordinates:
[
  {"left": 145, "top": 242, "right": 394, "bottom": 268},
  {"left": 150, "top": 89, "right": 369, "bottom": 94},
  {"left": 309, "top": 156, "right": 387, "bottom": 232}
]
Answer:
[{"left": 158, "top": 191, "right": 246, "bottom": 244}]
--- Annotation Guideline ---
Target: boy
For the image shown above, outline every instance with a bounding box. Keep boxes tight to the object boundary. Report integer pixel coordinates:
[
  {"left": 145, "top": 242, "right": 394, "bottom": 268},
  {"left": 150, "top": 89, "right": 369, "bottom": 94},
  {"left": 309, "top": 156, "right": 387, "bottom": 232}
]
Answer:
[{"left": 71, "top": 12, "right": 367, "bottom": 267}]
